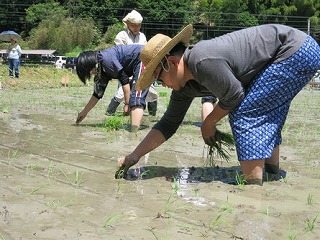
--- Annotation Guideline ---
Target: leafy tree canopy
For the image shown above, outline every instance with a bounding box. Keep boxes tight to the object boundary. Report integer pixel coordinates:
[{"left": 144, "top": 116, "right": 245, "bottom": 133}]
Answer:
[{"left": 0, "top": 0, "right": 318, "bottom": 54}]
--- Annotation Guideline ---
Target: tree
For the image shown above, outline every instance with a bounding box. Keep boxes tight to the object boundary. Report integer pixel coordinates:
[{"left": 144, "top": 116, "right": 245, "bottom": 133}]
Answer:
[
  {"left": 0, "top": 0, "right": 34, "bottom": 37},
  {"left": 26, "top": 1, "right": 68, "bottom": 27},
  {"left": 1, "top": 0, "right": 319, "bottom": 50},
  {"left": 28, "top": 13, "right": 99, "bottom": 54},
  {"left": 136, "top": 0, "right": 195, "bottom": 38}
]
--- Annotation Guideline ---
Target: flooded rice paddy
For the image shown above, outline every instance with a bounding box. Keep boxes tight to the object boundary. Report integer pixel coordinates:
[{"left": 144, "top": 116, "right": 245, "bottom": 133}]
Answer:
[{"left": 0, "top": 85, "right": 320, "bottom": 240}]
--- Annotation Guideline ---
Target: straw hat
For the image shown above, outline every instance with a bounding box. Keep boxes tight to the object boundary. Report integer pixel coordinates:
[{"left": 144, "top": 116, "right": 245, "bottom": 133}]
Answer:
[
  {"left": 123, "top": 10, "right": 143, "bottom": 24},
  {"left": 136, "top": 24, "right": 193, "bottom": 91}
]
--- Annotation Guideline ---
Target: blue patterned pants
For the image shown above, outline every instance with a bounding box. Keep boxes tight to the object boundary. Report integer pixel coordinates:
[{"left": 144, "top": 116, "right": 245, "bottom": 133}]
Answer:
[{"left": 229, "top": 36, "right": 320, "bottom": 161}]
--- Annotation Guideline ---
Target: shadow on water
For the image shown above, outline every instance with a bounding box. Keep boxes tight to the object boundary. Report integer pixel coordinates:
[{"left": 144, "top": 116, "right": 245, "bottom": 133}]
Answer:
[{"left": 122, "top": 165, "right": 287, "bottom": 185}]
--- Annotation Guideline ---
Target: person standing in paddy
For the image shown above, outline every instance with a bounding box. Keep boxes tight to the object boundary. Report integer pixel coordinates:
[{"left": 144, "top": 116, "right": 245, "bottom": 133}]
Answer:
[
  {"left": 118, "top": 24, "right": 320, "bottom": 185},
  {"left": 105, "top": 10, "right": 158, "bottom": 117}
]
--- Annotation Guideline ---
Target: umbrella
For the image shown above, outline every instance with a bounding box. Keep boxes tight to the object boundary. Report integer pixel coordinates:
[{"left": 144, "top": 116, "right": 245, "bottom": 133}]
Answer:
[{"left": 0, "top": 30, "right": 21, "bottom": 42}]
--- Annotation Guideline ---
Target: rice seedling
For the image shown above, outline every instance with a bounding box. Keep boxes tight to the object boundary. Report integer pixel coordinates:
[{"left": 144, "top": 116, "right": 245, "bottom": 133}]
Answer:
[
  {"left": 45, "top": 199, "right": 61, "bottom": 208},
  {"left": 235, "top": 171, "right": 246, "bottom": 190},
  {"left": 114, "top": 177, "right": 127, "bottom": 197},
  {"left": 205, "top": 129, "right": 234, "bottom": 167},
  {"left": 115, "top": 166, "right": 125, "bottom": 179},
  {"left": 307, "top": 193, "right": 314, "bottom": 206},
  {"left": 27, "top": 163, "right": 40, "bottom": 173},
  {"left": 29, "top": 184, "right": 49, "bottom": 195},
  {"left": 59, "top": 167, "right": 84, "bottom": 188},
  {"left": 74, "top": 169, "right": 84, "bottom": 188},
  {"left": 159, "top": 190, "right": 187, "bottom": 218},
  {"left": 102, "top": 116, "right": 124, "bottom": 131},
  {"left": 103, "top": 213, "right": 124, "bottom": 228},
  {"left": 219, "top": 203, "right": 235, "bottom": 213},
  {"left": 0, "top": 234, "right": 5, "bottom": 240},
  {"left": 209, "top": 214, "right": 225, "bottom": 230},
  {"left": 62, "top": 199, "right": 78, "bottom": 207},
  {"left": 139, "top": 169, "right": 150, "bottom": 179},
  {"left": 115, "top": 180, "right": 122, "bottom": 196},
  {"left": 161, "top": 195, "right": 177, "bottom": 218},
  {"left": 153, "top": 176, "right": 189, "bottom": 218},
  {"left": 147, "top": 227, "right": 160, "bottom": 240},
  {"left": 264, "top": 206, "right": 270, "bottom": 216},
  {"left": 305, "top": 213, "right": 319, "bottom": 232},
  {"left": 280, "top": 175, "right": 289, "bottom": 184},
  {"left": 171, "top": 177, "right": 179, "bottom": 194},
  {"left": 7, "top": 149, "right": 19, "bottom": 165},
  {"left": 47, "top": 161, "right": 55, "bottom": 178},
  {"left": 288, "top": 234, "right": 297, "bottom": 240},
  {"left": 287, "top": 220, "right": 298, "bottom": 240},
  {"left": 45, "top": 199, "right": 77, "bottom": 209}
]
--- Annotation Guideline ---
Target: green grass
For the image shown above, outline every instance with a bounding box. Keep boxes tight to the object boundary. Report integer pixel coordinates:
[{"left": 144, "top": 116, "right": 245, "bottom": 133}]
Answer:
[{"left": 0, "top": 64, "right": 81, "bottom": 90}]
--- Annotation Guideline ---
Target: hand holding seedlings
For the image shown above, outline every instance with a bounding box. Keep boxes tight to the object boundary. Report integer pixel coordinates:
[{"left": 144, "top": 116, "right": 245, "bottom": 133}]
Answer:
[
  {"left": 205, "top": 129, "right": 234, "bottom": 166},
  {"left": 115, "top": 166, "right": 126, "bottom": 179},
  {"left": 115, "top": 155, "right": 139, "bottom": 179}
]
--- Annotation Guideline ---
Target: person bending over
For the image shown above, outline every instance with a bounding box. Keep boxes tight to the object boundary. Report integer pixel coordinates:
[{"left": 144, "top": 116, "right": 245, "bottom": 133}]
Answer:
[
  {"left": 118, "top": 24, "right": 320, "bottom": 185},
  {"left": 75, "top": 44, "right": 151, "bottom": 132}
]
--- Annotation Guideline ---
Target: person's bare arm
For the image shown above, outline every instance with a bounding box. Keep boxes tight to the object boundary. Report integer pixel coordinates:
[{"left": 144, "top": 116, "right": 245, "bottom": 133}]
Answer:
[
  {"left": 76, "top": 95, "right": 99, "bottom": 124},
  {"left": 122, "top": 83, "right": 130, "bottom": 114},
  {"left": 201, "top": 104, "right": 230, "bottom": 144},
  {"left": 119, "top": 128, "right": 166, "bottom": 173}
]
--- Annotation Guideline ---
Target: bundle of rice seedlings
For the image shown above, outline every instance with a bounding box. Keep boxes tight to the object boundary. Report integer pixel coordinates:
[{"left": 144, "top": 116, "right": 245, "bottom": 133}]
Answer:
[
  {"left": 115, "top": 166, "right": 125, "bottom": 179},
  {"left": 206, "top": 129, "right": 234, "bottom": 167}
]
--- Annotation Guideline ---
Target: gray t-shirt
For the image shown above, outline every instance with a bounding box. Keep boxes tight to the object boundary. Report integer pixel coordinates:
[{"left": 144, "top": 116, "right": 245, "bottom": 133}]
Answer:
[{"left": 154, "top": 24, "right": 307, "bottom": 139}]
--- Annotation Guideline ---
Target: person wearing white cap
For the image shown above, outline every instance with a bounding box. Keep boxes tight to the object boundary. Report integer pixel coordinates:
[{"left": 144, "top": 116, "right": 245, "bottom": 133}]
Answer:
[
  {"left": 106, "top": 10, "right": 158, "bottom": 118},
  {"left": 114, "top": 10, "right": 146, "bottom": 45},
  {"left": 117, "top": 24, "right": 320, "bottom": 185}
]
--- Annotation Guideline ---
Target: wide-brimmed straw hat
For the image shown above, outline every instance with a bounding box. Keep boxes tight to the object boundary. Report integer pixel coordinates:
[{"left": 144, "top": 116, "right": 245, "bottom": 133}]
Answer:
[{"left": 136, "top": 24, "right": 193, "bottom": 91}]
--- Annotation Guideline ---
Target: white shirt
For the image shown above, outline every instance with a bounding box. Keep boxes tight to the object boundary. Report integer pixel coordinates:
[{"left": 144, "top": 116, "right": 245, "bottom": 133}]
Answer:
[
  {"left": 114, "top": 29, "right": 147, "bottom": 46},
  {"left": 7, "top": 43, "right": 22, "bottom": 59}
]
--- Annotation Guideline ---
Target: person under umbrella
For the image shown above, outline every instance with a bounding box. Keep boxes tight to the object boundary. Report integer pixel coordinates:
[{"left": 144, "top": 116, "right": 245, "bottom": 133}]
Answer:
[{"left": 6, "top": 38, "right": 22, "bottom": 78}]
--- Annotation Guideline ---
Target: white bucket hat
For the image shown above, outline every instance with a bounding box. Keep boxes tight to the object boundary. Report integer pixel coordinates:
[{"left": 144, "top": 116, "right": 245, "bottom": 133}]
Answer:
[
  {"left": 122, "top": 10, "right": 143, "bottom": 24},
  {"left": 136, "top": 24, "right": 193, "bottom": 91}
]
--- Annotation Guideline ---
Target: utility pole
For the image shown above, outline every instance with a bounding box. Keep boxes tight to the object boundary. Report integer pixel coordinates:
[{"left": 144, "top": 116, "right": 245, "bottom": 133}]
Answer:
[{"left": 307, "top": 18, "right": 310, "bottom": 35}]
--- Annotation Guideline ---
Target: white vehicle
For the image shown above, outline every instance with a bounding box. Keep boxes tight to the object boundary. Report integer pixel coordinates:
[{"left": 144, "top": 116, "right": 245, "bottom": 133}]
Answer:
[{"left": 54, "top": 56, "right": 67, "bottom": 69}]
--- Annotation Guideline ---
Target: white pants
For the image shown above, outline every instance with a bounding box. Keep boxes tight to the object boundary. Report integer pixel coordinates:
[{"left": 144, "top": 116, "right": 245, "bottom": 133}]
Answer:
[{"left": 114, "top": 82, "right": 158, "bottom": 103}]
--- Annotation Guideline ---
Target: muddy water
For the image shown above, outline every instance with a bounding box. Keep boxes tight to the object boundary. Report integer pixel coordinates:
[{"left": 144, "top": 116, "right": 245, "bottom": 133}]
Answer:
[{"left": 1, "top": 110, "right": 320, "bottom": 240}]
